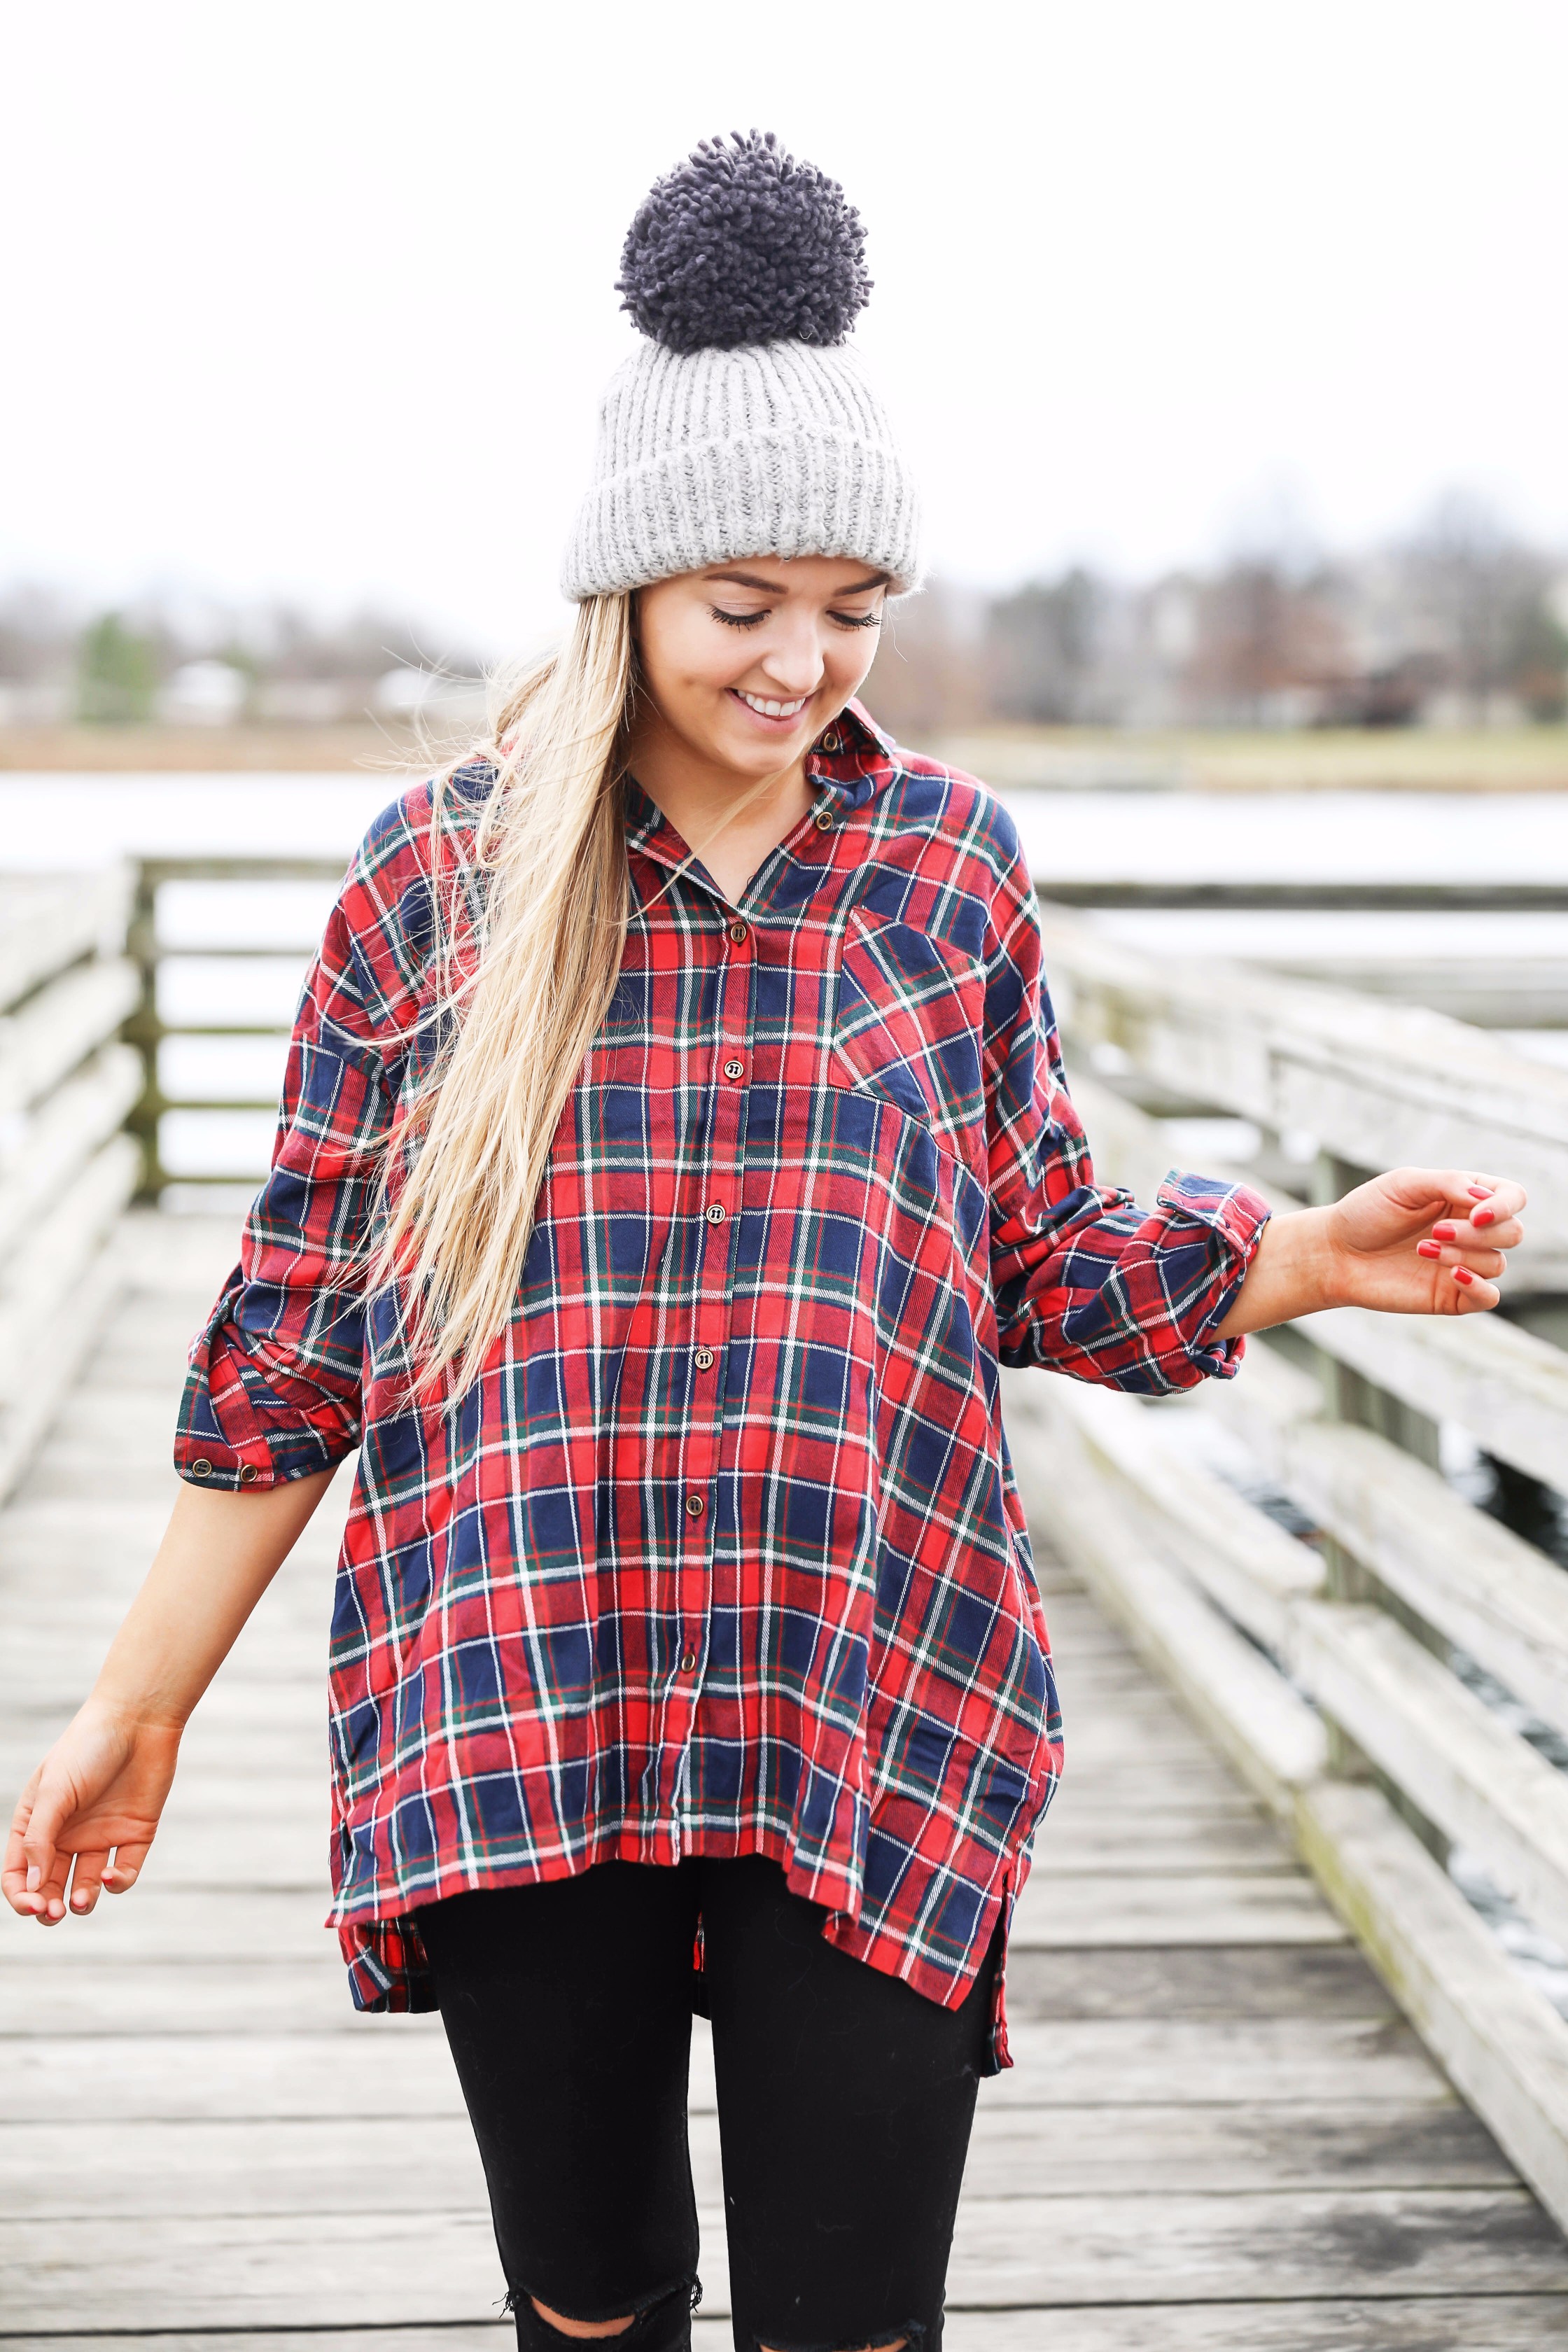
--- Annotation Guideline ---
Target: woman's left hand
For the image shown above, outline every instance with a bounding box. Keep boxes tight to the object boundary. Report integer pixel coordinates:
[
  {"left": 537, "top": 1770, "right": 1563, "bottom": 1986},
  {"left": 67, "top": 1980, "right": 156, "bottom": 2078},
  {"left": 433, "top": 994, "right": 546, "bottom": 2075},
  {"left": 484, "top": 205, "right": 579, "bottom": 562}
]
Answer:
[
  {"left": 1323, "top": 1167, "right": 1527, "bottom": 1316},
  {"left": 1217, "top": 1167, "right": 1529, "bottom": 1338}
]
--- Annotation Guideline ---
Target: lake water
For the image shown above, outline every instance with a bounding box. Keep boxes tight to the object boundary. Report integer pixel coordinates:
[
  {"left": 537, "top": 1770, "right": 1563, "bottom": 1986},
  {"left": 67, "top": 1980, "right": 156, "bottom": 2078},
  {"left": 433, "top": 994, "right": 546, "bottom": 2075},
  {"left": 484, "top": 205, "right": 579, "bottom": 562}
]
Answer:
[{"left": 4, "top": 769, "right": 1568, "bottom": 882}]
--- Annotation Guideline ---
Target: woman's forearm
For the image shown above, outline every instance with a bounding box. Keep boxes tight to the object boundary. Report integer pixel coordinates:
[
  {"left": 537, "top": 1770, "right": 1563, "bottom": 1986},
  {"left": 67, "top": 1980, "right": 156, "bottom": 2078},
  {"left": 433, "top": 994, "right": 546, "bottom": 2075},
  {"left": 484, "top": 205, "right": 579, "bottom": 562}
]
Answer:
[
  {"left": 94, "top": 1469, "right": 337, "bottom": 1728},
  {"left": 1213, "top": 1206, "right": 1338, "bottom": 1340}
]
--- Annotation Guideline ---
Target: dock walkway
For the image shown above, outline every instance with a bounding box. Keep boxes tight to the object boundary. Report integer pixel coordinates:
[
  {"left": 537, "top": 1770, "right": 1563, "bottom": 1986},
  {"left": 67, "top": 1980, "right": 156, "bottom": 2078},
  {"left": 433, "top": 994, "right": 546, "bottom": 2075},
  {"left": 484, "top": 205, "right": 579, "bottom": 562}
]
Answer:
[{"left": 4, "top": 1216, "right": 1568, "bottom": 2348}]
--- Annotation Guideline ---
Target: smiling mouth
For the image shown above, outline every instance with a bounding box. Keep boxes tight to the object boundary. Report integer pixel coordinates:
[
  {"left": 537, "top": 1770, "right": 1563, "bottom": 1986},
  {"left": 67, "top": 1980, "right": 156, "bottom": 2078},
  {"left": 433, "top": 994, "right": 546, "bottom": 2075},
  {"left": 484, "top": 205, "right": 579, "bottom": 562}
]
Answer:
[{"left": 731, "top": 690, "right": 811, "bottom": 721}]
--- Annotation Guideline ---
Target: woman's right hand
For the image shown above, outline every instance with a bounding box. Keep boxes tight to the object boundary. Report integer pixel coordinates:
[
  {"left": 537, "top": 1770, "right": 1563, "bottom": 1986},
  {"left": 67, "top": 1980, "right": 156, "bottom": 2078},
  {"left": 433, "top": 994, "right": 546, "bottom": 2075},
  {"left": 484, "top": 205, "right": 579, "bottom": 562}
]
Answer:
[
  {"left": 4, "top": 1702, "right": 182, "bottom": 1924},
  {"left": 4, "top": 1467, "right": 337, "bottom": 1927}
]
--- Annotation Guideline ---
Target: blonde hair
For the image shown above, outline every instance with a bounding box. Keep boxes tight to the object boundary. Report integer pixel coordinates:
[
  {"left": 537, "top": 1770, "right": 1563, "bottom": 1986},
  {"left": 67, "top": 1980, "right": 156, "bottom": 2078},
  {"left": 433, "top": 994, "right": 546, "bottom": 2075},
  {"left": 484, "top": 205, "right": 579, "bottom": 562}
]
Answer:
[{"left": 374, "top": 594, "right": 636, "bottom": 1394}]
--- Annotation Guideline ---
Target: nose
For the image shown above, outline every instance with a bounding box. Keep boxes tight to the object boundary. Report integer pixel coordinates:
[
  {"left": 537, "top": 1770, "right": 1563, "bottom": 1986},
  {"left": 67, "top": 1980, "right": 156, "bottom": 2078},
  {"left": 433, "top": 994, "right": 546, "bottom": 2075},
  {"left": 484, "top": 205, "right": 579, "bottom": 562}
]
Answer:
[{"left": 755, "top": 614, "right": 826, "bottom": 699}]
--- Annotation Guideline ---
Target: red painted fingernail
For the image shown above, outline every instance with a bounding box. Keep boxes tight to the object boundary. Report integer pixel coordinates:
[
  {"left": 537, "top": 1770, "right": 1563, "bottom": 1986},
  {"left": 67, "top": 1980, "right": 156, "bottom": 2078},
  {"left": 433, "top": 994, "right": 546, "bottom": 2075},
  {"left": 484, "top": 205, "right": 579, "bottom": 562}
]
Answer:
[
  {"left": 1417, "top": 1240, "right": 1442, "bottom": 1259},
  {"left": 1432, "top": 1222, "right": 1457, "bottom": 1242},
  {"left": 1468, "top": 1184, "right": 1493, "bottom": 1199},
  {"left": 1453, "top": 1266, "right": 1475, "bottom": 1286},
  {"left": 1473, "top": 1207, "right": 1494, "bottom": 1226}
]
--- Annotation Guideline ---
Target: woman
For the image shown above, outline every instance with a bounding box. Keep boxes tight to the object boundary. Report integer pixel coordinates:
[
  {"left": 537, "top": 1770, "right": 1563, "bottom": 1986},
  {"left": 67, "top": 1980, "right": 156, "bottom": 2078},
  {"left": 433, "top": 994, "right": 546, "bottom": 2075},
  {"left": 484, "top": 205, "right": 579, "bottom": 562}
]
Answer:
[{"left": 4, "top": 134, "right": 1528, "bottom": 2352}]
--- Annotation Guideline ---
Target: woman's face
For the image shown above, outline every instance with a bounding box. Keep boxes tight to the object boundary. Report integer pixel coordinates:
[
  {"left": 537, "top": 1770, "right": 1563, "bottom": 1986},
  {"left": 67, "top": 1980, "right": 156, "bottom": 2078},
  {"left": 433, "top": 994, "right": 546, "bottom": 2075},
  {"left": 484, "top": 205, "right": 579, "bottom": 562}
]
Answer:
[{"left": 634, "top": 556, "right": 888, "bottom": 783}]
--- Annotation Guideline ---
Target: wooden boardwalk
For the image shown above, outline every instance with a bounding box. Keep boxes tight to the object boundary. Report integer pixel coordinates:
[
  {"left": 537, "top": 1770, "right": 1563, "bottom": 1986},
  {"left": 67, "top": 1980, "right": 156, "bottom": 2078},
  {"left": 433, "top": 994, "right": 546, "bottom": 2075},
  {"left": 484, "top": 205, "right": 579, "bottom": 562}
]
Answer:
[{"left": 4, "top": 1216, "right": 1568, "bottom": 2348}]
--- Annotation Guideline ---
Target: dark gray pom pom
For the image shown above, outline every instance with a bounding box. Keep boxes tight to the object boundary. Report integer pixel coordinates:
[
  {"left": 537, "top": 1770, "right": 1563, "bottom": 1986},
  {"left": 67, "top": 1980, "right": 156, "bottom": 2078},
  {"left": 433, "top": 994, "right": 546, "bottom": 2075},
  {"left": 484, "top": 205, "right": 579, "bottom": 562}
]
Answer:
[{"left": 616, "top": 130, "right": 871, "bottom": 354}]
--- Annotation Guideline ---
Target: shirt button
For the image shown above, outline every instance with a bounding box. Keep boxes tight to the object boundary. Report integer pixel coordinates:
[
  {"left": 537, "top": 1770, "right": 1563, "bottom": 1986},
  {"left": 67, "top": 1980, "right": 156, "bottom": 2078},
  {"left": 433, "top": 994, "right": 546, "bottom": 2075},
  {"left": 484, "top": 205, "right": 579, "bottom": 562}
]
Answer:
[
  {"left": 705, "top": 1202, "right": 726, "bottom": 1225},
  {"left": 722, "top": 1057, "right": 745, "bottom": 1082},
  {"left": 694, "top": 1348, "right": 715, "bottom": 1371},
  {"left": 190, "top": 1458, "right": 213, "bottom": 1479},
  {"left": 685, "top": 1494, "right": 705, "bottom": 1518},
  {"left": 238, "top": 1464, "right": 260, "bottom": 1485},
  {"left": 680, "top": 1648, "right": 698, "bottom": 1674},
  {"left": 728, "top": 920, "right": 750, "bottom": 945},
  {"left": 813, "top": 806, "right": 834, "bottom": 832},
  {"left": 821, "top": 729, "right": 841, "bottom": 753}
]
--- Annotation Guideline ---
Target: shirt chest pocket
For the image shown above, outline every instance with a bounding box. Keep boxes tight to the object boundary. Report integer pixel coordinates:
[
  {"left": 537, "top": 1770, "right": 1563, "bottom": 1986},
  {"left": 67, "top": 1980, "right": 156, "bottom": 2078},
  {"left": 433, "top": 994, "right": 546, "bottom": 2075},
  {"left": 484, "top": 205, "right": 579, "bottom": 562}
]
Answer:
[{"left": 830, "top": 911, "right": 986, "bottom": 1149}]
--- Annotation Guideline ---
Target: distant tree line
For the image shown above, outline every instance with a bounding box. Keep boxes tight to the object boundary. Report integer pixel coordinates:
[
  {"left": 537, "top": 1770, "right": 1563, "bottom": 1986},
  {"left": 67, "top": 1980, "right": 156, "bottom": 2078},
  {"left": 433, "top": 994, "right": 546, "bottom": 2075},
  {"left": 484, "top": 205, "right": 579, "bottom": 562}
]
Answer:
[
  {"left": 1, "top": 494, "right": 1564, "bottom": 732},
  {"left": 865, "top": 493, "right": 1568, "bottom": 736},
  {"left": 0, "top": 594, "right": 481, "bottom": 727}
]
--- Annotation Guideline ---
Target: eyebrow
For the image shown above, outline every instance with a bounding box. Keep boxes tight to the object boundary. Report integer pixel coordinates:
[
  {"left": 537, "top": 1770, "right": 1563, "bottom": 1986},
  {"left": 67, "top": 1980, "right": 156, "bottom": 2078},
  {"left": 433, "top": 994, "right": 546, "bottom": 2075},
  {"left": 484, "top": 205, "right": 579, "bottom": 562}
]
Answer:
[{"left": 704, "top": 568, "right": 890, "bottom": 597}]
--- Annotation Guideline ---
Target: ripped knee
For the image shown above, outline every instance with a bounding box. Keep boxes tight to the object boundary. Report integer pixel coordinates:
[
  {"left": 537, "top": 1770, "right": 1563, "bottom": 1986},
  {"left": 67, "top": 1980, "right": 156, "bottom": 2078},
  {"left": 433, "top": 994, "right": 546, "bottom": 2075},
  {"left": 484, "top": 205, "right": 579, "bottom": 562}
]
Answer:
[
  {"left": 530, "top": 2300, "right": 636, "bottom": 2342},
  {"left": 509, "top": 2277, "right": 700, "bottom": 2352}
]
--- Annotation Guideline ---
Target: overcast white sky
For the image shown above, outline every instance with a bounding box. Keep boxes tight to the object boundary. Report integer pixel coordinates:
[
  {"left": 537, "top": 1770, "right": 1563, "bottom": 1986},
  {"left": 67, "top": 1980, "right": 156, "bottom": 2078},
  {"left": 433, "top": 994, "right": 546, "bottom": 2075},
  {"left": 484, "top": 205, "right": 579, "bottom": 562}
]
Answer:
[{"left": 6, "top": 1, "right": 1567, "bottom": 658}]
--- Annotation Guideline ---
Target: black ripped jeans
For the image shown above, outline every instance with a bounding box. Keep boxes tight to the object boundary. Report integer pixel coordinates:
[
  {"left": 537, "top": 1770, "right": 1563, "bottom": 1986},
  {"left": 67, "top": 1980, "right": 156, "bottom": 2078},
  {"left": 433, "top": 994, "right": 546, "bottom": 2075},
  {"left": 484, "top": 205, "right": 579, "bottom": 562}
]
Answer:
[{"left": 419, "top": 1855, "right": 996, "bottom": 2352}]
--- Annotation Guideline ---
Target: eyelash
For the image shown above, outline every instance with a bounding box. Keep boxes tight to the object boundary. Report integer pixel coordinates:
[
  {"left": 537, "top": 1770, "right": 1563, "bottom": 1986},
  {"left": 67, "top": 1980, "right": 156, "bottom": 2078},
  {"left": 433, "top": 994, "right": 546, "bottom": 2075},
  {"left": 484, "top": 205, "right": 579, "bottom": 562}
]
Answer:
[{"left": 709, "top": 606, "right": 882, "bottom": 632}]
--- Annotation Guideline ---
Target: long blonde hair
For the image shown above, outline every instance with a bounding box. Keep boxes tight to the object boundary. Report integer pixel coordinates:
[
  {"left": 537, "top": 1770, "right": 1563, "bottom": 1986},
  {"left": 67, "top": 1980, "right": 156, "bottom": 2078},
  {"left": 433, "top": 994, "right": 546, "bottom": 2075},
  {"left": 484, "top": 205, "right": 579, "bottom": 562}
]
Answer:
[{"left": 374, "top": 594, "right": 636, "bottom": 1395}]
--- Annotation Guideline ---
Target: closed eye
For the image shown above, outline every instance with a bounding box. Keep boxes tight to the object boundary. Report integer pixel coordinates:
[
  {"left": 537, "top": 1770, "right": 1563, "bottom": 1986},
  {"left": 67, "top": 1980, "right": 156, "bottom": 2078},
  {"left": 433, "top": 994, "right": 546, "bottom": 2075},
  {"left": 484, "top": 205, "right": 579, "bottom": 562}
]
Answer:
[
  {"left": 710, "top": 606, "right": 768, "bottom": 629},
  {"left": 830, "top": 610, "right": 882, "bottom": 630}
]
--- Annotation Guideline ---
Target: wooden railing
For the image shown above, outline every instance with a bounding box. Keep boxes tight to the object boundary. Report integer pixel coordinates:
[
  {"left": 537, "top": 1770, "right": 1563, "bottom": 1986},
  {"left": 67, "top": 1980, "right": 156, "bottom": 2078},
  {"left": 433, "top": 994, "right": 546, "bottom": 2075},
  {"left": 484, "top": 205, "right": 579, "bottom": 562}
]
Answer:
[
  {"left": 1005, "top": 895, "right": 1568, "bottom": 2232},
  {"left": 0, "top": 872, "right": 143, "bottom": 1499},
  {"left": 125, "top": 855, "right": 346, "bottom": 1198}
]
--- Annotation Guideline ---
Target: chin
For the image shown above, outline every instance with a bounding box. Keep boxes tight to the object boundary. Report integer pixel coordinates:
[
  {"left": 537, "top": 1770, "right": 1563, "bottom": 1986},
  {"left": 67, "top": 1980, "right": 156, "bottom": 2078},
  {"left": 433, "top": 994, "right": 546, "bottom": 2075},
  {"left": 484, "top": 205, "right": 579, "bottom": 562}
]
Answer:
[{"left": 713, "top": 720, "right": 809, "bottom": 774}]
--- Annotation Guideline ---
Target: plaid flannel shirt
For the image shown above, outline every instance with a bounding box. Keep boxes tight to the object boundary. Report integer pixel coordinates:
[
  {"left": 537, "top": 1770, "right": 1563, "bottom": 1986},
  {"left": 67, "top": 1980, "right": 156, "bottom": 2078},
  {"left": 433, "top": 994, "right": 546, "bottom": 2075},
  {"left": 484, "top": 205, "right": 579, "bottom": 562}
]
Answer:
[{"left": 177, "top": 702, "right": 1268, "bottom": 2064}]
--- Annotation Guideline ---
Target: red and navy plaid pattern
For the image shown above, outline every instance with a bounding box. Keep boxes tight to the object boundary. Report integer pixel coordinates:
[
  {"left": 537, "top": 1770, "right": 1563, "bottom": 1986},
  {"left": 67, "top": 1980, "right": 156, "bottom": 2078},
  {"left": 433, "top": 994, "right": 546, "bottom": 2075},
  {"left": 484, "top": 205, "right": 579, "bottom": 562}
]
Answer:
[{"left": 177, "top": 703, "right": 1267, "bottom": 2064}]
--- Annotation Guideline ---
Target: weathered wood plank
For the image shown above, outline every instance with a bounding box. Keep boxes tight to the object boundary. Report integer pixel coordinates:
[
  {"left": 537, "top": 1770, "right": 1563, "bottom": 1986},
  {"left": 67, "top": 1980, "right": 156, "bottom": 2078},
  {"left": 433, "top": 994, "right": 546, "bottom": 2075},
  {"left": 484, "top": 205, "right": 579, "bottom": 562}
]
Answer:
[
  {"left": 1042, "top": 1377, "right": 1324, "bottom": 1653},
  {"left": 0, "top": 1043, "right": 142, "bottom": 1261},
  {"left": 939, "top": 2300, "right": 1568, "bottom": 2351},
  {"left": 0, "top": 1134, "right": 141, "bottom": 1396},
  {"left": 1005, "top": 1372, "right": 1327, "bottom": 1816},
  {"left": 0, "top": 1231, "right": 130, "bottom": 1508},
  {"left": 1039, "top": 899, "right": 1568, "bottom": 1256},
  {"left": 13, "top": 2308, "right": 1568, "bottom": 2352},
  {"left": 4, "top": 2187, "right": 1563, "bottom": 2328},
  {"left": 0, "top": 2015, "right": 1452, "bottom": 2122},
  {"left": 1300, "top": 1301, "right": 1568, "bottom": 1496},
  {"left": 0, "top": 1886, "right": 334, "bottom": 1968},
  {"left": 944, "top": 2185, "right": 1568, "bottom": 2304},
  {"left": 1004, "top": 1942, "right": 1396, "bottom": 2021},
  {"left": 0, "top": 956, "right": 140, "bottom": 1120},
  {"left": 1012, "top": 1870, "right": 1344, "bottom": 1947},
  {"left": 0, "top": 1940, "right": 1402, "bottom": 2040},
  {"left": 1024, "top": 1816, "right": 1293, "bottom": 1872},
  {"left": 1068, "top": 1058, "right": 1568, "bottom": 1482},
  {"left": 1207, "top": 1340, "right": 1568, "bottom": 1738},
  {"left": 1292, "top": 1602, "right": 1568, "bottom": 1954},
  {"left": 1298, "top": 1777, "right": 1568, "bottom": 2239},
  {"left": 0, "top": 2099, "right": 1515, "bottom": 2222},
  {"left": 0, "top": 1960, "right": 355, "bottom": 2036},
  {"left": 0, "top": 871, "right": 134, "bottom": 1010}
]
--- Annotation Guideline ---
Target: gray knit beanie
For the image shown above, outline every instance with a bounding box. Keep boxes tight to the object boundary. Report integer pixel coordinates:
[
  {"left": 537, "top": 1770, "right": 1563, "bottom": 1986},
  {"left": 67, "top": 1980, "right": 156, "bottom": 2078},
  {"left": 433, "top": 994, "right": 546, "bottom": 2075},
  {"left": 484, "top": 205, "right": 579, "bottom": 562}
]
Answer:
[{"left": 561, "top": 133, "right": 922, "bottom": 601}]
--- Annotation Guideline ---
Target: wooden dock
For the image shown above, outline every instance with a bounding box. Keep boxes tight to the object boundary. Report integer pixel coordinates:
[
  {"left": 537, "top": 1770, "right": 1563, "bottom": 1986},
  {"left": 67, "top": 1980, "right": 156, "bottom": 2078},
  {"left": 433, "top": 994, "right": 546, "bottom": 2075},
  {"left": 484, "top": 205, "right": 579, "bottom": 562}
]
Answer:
[{"left": 4, "top": 1214, "right": 1568, "bottom": 2348}]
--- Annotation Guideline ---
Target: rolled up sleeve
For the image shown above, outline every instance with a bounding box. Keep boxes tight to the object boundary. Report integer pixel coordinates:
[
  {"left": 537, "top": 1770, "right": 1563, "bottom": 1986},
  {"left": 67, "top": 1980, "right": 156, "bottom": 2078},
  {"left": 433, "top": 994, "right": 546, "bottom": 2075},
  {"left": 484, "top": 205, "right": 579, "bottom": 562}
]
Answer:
[
  {"left": 175, "top": 833, "right": 414, "bottom": 1491},
  {"left": 986, "top": 890, "right": 1270, "bottom": 1394}
]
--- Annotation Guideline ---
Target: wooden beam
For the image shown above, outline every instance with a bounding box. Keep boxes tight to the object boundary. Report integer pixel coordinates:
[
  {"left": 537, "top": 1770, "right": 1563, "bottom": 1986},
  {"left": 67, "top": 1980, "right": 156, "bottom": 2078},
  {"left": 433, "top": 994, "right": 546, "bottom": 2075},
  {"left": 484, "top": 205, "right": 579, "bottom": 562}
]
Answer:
[
  {"left": 0, "top": 1045, "right": 143, "bottom": 1261},
  {"left": 1290, "top": 1602, "right": 1568, "bottom": 1956},
  {"left": 1297, "top": 1777, "right": 1568, "bottom": 2239},
  {"left": 1039, "top": 902, "right": 1568, "bottom": 1258},
  {"left": 1206, "top": 1346, "right": 1568, "bottom": 1737},
  {"left": 1039, "top": 1377, "right": 1322, "bottom": 1653},
  {"left": 1068, "top": 1065, "right": 1568, "bottom": 1485},
  {"left": 1007, "top": 1371, "right": 1568, "bottom": 2241},
  {"left": 1003, "top": 1373, "right": 1328, "bottom": 1819},
  {"left": 0, "top": 869, "right": 133, "bottom": 1011},
  {"left": 0, "top": 960, "right": 141, "bottom": 1119}
]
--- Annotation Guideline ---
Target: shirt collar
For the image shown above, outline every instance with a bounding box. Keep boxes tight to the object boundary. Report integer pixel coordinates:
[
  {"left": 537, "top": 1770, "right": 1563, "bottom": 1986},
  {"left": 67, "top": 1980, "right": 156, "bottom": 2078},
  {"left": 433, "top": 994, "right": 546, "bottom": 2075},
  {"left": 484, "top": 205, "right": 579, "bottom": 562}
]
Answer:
[
  {"left": 624, "top": 697, "right": 898, "bottom": 855},
  {"left": 803, "top": 698, "right": 899, "bottom": 811}
]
